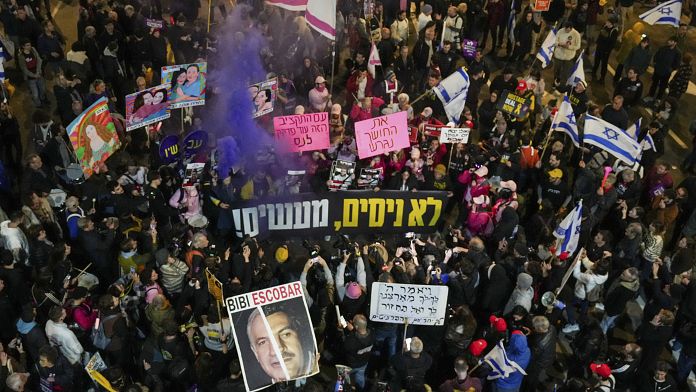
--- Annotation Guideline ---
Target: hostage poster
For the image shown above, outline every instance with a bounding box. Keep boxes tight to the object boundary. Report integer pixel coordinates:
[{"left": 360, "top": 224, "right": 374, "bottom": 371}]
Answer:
[
  {"left": 125, "top": 83, "right": 171, "bottom": 131},
  {"left": 161, "top": 62, "right": 207, "bottom": 109},
  {"left": 226, "top": 282, "right": 319, "bottom": 392},
  {"left": 67, "top": 97, "right": 120, "bottom": 178},
  {"left": 249, "top": 78, "right": 278, "bottom": 118}
]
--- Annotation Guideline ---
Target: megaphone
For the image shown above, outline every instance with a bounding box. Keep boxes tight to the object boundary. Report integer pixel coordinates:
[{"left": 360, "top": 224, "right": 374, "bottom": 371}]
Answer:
[{"left": 541, "top": 291, "right": 557, "bottom": 307}]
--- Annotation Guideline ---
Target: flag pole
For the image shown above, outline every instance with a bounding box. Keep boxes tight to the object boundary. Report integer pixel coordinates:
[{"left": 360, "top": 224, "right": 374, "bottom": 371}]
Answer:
[{"left": 330, "top": 41, "right": 337, "bottom": 98}]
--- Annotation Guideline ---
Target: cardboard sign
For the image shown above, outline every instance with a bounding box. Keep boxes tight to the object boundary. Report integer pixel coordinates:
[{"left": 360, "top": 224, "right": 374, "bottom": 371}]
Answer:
[
  {"left": 497, "top": 90, "right": 532, "bottom": 119},
  {"left": 439, "top": 127, "right": 471, "bottom": 143},
  {"left": 274, "top": 112, "right": 330, "bottom": 152},
  {"left": 183, "top": 162, "right": 205, "bottom": 187},
  {"left": 206, "top": 268, "right": 224, "bottom": 303},
  {"left": 146, "top": 18, "right": 163, "bottom": 29},
  {"left": 226, "top": 282, "right": 319, "bottom": 392},
  {"left": 125, "top": 83, "right": 171, "bottom": 131},
  {"left": 161, "top": 62, "right": 207, "bottom": 109},
  {"left": 462, "top": 39, "right": 478, "bottom": 58},
  {"left": 532, "top": 0, "right": 551, "bottom": 11},
  {"left": 369, "top": 282, "right": 449, "bottom": 325},
  {"left": 85, "top": 352, "right": 116, "bottom": 392},
  {"left": 249, "top": 78, "right": 278, "bottom": 118},
  {"left": 355, "top": 111, "right": 410, "bottom": 159},
  {"left": 67, "top": 97, "right": 120, "bottom": 179},
  {"left": 159, "top": 135, "right": 181, "bottom": 163}
]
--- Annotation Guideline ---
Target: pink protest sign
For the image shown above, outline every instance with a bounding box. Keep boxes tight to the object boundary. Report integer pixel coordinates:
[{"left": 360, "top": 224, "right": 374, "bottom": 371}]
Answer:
[
  {"left": 273, "top": 112, "right": 330, "bottom": 153},
  {"left": 355, "top": 111, "right": 409, "bottom": 159}
]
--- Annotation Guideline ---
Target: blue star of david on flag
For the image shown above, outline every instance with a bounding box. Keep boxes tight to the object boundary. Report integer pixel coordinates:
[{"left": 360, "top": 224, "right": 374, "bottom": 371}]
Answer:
[
  {"left": 640, "top": 0, "right": 682, "bottom": 27},
  {"left": 566, "top": 113, "right": 576, "bottom": 125},
  {"left": 603, "top": 128, "right": 619, "bottom": 140}
]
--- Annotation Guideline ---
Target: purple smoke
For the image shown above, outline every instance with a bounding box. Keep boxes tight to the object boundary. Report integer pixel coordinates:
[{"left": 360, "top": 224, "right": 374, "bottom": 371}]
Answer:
[{"left": 207, "top": 6, "right": 273, "bottom": 178}]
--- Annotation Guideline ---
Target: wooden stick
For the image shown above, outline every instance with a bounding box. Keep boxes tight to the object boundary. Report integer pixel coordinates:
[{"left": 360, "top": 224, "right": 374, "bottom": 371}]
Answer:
[{"left": 72, "top": 263, "right": 92, "bottom": 280}]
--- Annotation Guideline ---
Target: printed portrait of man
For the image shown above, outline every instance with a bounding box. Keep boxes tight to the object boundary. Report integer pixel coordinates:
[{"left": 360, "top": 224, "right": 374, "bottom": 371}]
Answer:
[{"left": 234, "top": 297, "right": 318, "bottom": 391}]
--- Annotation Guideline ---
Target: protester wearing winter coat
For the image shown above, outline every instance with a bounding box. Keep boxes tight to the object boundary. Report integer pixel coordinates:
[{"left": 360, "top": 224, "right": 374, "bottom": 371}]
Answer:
[
  {"left": 503, "top": 273, "right": 534, "bottom": 314},
  {"left": 494, "top": 331, "right": 531, "bottom": 391}
]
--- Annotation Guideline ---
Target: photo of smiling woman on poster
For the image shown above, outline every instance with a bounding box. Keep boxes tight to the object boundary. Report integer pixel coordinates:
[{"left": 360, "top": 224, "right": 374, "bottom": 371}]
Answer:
[{"left": 162, "top": 62, "right": 207, "bottom": 108}]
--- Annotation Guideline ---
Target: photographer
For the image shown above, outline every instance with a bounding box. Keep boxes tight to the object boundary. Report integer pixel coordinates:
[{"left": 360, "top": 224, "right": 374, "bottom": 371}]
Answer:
[
  {"left": 77, "top": 216, "right": 118, "bottom": 285},
  {"left": 300, "top": 254, "right": 334, "bottom": 341}
]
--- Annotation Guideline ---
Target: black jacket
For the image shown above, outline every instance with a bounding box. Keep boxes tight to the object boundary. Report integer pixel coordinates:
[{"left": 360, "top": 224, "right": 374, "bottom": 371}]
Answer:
[{"left": 527, "top": 327, "right": 557, "bottom": 371}]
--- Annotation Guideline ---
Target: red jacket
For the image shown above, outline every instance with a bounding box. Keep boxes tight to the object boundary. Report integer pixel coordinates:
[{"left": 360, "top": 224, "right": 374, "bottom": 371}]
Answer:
[{"left": 346, "top": 73, "right": 375, "bottom": 107}]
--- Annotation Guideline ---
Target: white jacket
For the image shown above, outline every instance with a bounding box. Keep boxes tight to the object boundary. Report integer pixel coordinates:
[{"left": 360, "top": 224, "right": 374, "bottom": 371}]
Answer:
[
  {"left": 46, "top": 320, "right": 84, "bottom": 365},
  {"left": 573, "top": 257, "right": 608, "bottom": 300},
  {"left": 554, "top": 28, "right": 582, "bottom": 61},
  {"left": 0, "top": 221, "right": 29, "bottom": 262}
]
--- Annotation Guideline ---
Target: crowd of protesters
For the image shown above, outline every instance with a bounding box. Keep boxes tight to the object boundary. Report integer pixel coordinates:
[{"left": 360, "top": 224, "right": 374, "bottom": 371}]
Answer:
[{"left": 0, "top": 0, "right": 694, "bottom": 391}]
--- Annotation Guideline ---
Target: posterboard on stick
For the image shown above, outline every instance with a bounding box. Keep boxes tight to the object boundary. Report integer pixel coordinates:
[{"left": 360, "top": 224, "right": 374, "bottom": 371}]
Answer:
[
  {"left": 532, "top": 0, "right": 551, "bottom": 11},
  {"left": 462, "top": 39, "right": 478, "bottom": 58},
  {"left": 125, "top": 83, "right": 171, "bottom": 131},
  {"left": 274, "top": 112, "right": 330, "bottom": 152},
  {"left": 439, "top": 127, "right": 471, "bottom": 143},
  {"left": 355, "top": 111, "right": 410, "bottom": 159},
  {"left": 369, "top": 282, "right": 449, "bottom": 325},
  {"left": 67, "top": 97, "right": 120, "bottom": 179},
  {"left": 226, "top": 282, "right": 319, "bottom": 392},
  {"left": 497, "top": 90, "right": 532, "bottom": 119},
  {"left": 329, "top": 160, "right": 356, "bottom": 191},
  {"left": 249, "top": 78, "right": 278, "bottom": 118},
  {"left": 85, "top": 352, "right": 116, "bottom": 392},
  {"left": 159, "top": 134, "right": 181, "bottom": 163},
  {"left": 183, "top": 130, "right": 208, "bottom": 157},
  {"left": 161, "top": 62, "right": 207, "bottom": 109},
  {"left": 206, "top": 268, "right": 224, "bottom": 303}
]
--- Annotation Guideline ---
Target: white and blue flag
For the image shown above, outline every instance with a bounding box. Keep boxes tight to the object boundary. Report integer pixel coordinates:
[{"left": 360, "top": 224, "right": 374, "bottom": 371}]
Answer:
[
  {"left": 434, "top": 67, "right": 470, "bottom": 123},
  {"left": 626, "top": 118, "right": 656, "bottom": 153},
  {"left": 536, "top": 28, "right": 557, "bottom": 68},
  {"left": 484, "top": 341, "right": 528, "bottom": 380},
  {"left": 584, "top": 115, "right": 642, "bottom": 165},
  {"left": 566, "top": 50, "right": 585, "bottom": 86},
  {"left": 508, "top": 0, "right": 516, "bottom": 47},
  {"left": 553, "top": 200, "right": 583, "bottom": 256},
  {"left": 551, "top": 95, "right": 580, "bottom": 146},
  {"left": 639, "top": 0, "right": 682, "bottom": 27}
]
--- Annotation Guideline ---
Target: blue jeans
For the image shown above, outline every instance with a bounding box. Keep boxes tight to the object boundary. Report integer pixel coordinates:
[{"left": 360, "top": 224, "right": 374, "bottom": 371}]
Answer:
[
  {"left": 350, "top": 363, "right": 368, "bottom": 391},
  {"left": 566, "top": 296, "right": 588, "bottom": 325},
  {"left": 27, "top": 77, "right": 46, "bottom": 106},
  {"left": 600, "top": 314, "right": 619, "bottom": 334},
  {"left": 677, "top": 349, "right": 696, "bottom": 382},
  {"left": 373, "top": 327, "right": 397, "bottom": 359}
]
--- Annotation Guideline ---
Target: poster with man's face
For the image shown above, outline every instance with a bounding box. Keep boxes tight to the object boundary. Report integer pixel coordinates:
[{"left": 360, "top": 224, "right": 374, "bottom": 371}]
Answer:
[{"left": 226, "top": 282, "right": 319, "bottom": 392}]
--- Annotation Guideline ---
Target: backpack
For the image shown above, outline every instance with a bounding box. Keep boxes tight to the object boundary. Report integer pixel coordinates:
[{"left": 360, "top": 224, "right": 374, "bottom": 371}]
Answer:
[{"left": 91, "top": 313, "right": 120, "bottom": 350}]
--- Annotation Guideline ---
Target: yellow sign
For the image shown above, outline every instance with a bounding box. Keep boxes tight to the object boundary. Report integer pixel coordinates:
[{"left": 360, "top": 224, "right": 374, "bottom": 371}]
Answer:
[{"left": 206, "top": 268, "right": 224, "bottom": 303}]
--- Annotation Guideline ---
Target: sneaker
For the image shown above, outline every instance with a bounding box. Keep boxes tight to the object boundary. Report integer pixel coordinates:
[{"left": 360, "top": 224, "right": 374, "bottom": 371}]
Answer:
[{"left": 562, "top": 323, "right": 580, "bottom": 334}]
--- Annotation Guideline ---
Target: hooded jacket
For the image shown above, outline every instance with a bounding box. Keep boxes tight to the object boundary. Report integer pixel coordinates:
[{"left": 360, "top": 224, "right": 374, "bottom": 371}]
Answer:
[
  {"left": 604, "top": 277, "right": 640, "bottom": 316},
  {"left": 503, "top": 273, "right": 534, "bottom": 314},
  {"left": 495, "top": 332, "right": 531, "bottom": 389},
  {"left": 573, "top": 257, "right": 608, "bottom": 300}
]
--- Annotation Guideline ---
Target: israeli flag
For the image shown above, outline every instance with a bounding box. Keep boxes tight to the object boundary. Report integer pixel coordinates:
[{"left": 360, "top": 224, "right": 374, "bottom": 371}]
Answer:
[
  {"left": 551, "top": 95, "right": 580, "bottom": 146},
  {"left": 485, "top": 341, "right": 528, "bottom": 380},
  {"left": 584, "top": 115, "right": 642, "bottom": 165},
  {"left": 566, "top": 50, "right": 585, "bottom": 87},
  {"left": 553, "top": 200, "right": 583, "bottom": 256},
  {"left": 626, "top": 118, "right": 656, "bottom": 153},
  {"left": 536, "top": 28, "right": 557, "bottom": 68},
  {"left": 639, "top": 0, "right": 682, "bottom": 27},
  {"left": 434, "top": 67, "right": 470, "bottom": 123}
]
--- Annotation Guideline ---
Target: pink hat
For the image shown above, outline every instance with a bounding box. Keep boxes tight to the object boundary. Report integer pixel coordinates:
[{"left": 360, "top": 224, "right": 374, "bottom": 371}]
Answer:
[{"left": 345, "top": 282, "right": 362, "bottom": 299}]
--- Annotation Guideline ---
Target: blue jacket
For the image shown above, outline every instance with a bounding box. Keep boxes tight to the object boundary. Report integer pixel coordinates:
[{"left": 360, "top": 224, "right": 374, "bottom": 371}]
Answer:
[{"left": 495, "top": 332, "right": 531, "bottom": 389}]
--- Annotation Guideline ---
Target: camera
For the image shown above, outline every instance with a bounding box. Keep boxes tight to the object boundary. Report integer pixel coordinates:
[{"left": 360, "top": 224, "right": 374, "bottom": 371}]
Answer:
[
  {"left": 302, "top": 240, "right": 320, "bottom": 258},
  {"left": 333, "top": 235, "right": 353, "bottom": 253}
]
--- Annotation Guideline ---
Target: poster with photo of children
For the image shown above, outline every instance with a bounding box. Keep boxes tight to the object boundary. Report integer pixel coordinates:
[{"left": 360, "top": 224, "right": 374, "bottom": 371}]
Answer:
[
  {"left": 162, "top": 62, "right": 207, "bottom": 109},
  {"left": 125, "top": 83, "right": 171, "bottom": 131}
]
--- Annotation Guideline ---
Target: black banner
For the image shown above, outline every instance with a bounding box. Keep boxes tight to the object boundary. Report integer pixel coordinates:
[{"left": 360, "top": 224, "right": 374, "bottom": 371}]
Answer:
[{"left": 229, "top": 191, "right": 448, "bottom": 238}]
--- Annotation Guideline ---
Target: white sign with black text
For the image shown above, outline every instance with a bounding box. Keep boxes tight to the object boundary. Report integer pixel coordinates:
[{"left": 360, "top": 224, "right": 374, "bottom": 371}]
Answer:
[{"left": 369, "top": 282, "right": 449, "bottom": 325}]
